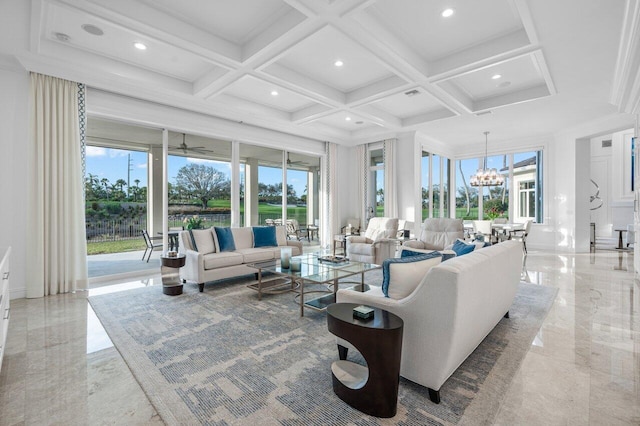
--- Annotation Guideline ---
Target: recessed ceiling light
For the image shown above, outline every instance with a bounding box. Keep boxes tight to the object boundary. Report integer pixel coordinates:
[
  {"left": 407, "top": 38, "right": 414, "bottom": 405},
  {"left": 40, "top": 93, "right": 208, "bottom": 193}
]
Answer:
[
  {"left": 334, "top": 60, "right": 344, "bottom": 67},
  {"left": 54, "top": 32, "right": 70, "bottom": 42},
  {"left": 134, "top": 42, "right": 147, "bottom": 50},
  {"left": 492, "top": 74, "right": 502, "bottom": 80},
  {"left": 441, "top": 8, "right": 455, "bottom": 17},
  {"left": 345, "top": 116, "right": 352, "bottom": 121},
  {"left": 81, "top": 24, "right": 103, "bottom": 36},
  {"left": 271, "top": 90, "right": 279, "bottom": 96}
]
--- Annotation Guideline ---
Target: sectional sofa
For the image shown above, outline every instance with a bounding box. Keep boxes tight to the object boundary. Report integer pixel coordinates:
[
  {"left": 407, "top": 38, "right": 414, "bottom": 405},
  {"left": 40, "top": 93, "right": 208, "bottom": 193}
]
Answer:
[{"left": 178, "top": 225, "right": 302, "bottom": 292}]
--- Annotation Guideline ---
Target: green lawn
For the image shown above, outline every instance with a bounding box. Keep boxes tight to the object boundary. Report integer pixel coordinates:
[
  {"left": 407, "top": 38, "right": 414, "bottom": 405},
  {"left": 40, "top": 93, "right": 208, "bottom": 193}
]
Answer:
[{"left": 87, "top": 239, "right": 146, "bottom": 255}]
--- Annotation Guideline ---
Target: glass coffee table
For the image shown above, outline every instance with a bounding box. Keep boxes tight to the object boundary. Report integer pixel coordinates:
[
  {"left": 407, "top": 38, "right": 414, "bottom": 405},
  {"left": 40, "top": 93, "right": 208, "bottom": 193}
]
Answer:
[{"left": 248, "top": 253, "right": 381, "bottom": 317}]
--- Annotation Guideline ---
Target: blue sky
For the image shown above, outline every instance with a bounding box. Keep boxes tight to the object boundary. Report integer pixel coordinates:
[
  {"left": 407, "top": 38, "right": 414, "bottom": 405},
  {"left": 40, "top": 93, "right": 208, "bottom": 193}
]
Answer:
[{"left": 85, "top": 146, "right": 308, "bottom": 196}]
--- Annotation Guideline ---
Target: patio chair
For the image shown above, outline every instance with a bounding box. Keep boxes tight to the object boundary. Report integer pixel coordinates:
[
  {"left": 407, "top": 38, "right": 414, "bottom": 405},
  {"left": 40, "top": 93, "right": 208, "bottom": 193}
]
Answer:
[
  {"left": 285, "top": 219, "right": 307, "bottom": 240},
  {"left": 141, "top": 229, "right": 162, "bottom": 262}
]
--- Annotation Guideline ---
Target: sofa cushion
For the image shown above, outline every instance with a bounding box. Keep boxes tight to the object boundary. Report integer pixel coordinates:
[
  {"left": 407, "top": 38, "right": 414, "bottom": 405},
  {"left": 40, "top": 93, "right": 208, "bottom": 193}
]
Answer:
[
  {"left": 382, "top": 252, "right": 442, "bottom": 299},
  {"left": 214, "top": 227, "right": 236, "bottom": 252},
  {"left": 190, "top": 228, "right": 216, "bottom": 254},
  {"left": 231, "top": 227, "right": 253, "bottom": 249},
  {"left": 451, "top": 239, "right": 475, "bottom": 256},
  {"left": 203, "top": 251, "right": 244, "bottom": 270},
  {"left": 235, "top": 248, "right": 274, "bottom": 263},
  {"left": 253, "top": 226, "right": 278, "bottom": 247},
  {"left": 275, "top": 225, "right": 287, "bottom": 246}
]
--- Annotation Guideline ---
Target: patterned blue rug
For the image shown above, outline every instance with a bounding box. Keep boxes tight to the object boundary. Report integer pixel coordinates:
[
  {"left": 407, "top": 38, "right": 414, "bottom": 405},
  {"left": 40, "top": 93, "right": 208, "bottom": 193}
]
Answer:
[{"left": 88, "top": 272, "right": 557, "bottom": 425}]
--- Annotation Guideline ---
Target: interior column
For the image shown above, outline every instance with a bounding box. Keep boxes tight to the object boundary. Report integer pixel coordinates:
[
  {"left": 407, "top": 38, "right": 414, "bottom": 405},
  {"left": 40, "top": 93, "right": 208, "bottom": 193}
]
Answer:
[{"left": 148, "top": 145, "right": 164, "bottom": 238}]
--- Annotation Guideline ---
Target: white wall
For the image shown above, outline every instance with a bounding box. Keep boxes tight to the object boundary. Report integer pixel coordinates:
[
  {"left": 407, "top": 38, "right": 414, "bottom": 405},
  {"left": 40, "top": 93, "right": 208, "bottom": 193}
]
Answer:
[{"left": 0, "top": 67, "right": 29, "bottom": 299}]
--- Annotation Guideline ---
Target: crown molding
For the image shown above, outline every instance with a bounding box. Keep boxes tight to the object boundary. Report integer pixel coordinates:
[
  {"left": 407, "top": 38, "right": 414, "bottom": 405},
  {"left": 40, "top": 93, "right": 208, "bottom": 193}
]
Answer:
[{"left": 610, "top": 0, "right": 640, "bottom": 114}]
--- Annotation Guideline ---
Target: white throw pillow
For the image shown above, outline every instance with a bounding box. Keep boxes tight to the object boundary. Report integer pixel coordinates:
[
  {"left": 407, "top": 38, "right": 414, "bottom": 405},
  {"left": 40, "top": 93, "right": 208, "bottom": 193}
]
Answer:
[
  {"left": 275, "top": 225, "right": 287, "bottom": 246},
  {"left": 190, "top": 228, "right": 216, "bottom": 254},
  {"left": 386, "top": 256, "right": 441, "bottom": 300}
]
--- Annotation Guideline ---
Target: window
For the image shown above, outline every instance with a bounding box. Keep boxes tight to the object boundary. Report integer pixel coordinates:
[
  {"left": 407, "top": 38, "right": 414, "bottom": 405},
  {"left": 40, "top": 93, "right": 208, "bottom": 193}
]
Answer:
[
  {"left": 455, "top": 158, "right": 480, "bottom": 220},
  {"left": 422, "top": 151, "right": 450, "bottom": 219},
  {"left": 519, "top": 181, "right": 535, "bottom": 218},
  {"left": 369, "top": 148, "right": 384, "bottom": 217}
]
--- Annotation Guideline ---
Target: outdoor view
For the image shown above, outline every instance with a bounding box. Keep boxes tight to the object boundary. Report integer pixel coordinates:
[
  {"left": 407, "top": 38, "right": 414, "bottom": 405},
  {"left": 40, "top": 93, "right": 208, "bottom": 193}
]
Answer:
[{"left": 85, "top": 144, "right": 314, "bottom": 256}]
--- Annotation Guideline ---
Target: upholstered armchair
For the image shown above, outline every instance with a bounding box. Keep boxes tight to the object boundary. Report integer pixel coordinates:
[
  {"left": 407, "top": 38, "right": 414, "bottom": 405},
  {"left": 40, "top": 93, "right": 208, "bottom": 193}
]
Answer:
[
  {"left": 346, "top": 217, "right": 399, "bottom": 265},
  {"left": 403, "top": 218, "right": 464, "bottom": 251}
]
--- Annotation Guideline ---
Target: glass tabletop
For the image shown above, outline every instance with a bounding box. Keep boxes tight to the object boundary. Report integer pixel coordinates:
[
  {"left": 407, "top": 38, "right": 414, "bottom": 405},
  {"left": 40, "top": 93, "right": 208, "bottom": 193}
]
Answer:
[{"left": 248, "top": 252, "right": 380, "bottom": 284}]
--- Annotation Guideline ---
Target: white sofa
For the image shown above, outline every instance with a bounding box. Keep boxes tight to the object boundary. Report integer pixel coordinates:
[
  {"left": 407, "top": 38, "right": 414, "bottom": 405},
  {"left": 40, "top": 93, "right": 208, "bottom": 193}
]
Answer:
[
  {"left": 403, "top": 218, "right": 464, "bottom": 251},
  {"left": 336, "top": 239, "right": 523, "bottom": 403},
  {"left": 178, "top": 226, "right": 302, "bottom": 292},
  {"left": 346, "top": 217, "right": 399, "bottom": 265}
]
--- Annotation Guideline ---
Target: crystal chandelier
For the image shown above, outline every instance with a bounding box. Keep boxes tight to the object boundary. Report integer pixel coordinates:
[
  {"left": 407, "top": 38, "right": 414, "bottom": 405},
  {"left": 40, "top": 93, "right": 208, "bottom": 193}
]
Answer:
[{"left": 469, "top": 131, "right": 504, "bottom": 187}]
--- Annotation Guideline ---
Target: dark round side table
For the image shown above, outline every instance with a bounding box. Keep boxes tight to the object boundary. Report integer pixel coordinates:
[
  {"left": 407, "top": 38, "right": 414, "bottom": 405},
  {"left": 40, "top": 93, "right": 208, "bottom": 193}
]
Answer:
[
  {"left": 161, "top": 254, "right": 186, "bottom": 295},
  {"left": 326, "top": 302, "right": 403, "bottom": 418}
]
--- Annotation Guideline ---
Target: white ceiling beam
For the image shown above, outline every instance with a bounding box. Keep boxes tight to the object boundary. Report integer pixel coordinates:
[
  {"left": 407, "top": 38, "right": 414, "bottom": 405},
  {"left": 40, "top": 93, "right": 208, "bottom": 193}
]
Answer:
[
  {"left": 343, "top": 11, "right": 430, "bottom": 81},
  {"left": 193, "top": 68, "right": 232, "bottom": 98},
  {"left": 510, "top": 0, "right": 540, "bottom": 45},
  {"left": 211, "top": 94, "right": 292, "bottom": 122},
  {"left": 402, "top": 109, "right": 458, "bottom": 128},
  {"left": 30, "top": 0, "right": 46, "bottom": 53},
  {"left": 346, "top": 75, "right": 411, "bottom": 107},
  {"left": 429, "top": 29, "right": 534, "bottom": 81},
  {"left": 262, "top": 63, "right": 346, "bottom": 105},
  {"left": 433, "top": 81, "right": 474, "bottom": 113},
  {"left": 242, "top": 8, "right": 310, "bottom": 63},
  {"left": 531, "top": 50, "right": 556, "bottom": 95},
  {"left": 352, "top": 104, "right": 403, "bottom": 128},
  {"left": 473, "top": 84, "right": 551, "bottom": 112},
  {"left": 292, "top": 104, "right": 334, "bottom": 124}
]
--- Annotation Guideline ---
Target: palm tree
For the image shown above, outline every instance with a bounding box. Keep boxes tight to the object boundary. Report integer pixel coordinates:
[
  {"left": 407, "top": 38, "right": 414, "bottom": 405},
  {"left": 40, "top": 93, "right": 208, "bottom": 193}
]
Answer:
[{"left": 458, "top": 161, "right": 470, "bottom": 216}]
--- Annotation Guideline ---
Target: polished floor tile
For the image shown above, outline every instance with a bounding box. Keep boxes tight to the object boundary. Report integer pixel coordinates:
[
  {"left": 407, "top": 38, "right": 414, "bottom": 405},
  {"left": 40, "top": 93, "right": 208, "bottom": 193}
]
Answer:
[{"left": 0, "top": 249, "right": 639, "bottom": 425}]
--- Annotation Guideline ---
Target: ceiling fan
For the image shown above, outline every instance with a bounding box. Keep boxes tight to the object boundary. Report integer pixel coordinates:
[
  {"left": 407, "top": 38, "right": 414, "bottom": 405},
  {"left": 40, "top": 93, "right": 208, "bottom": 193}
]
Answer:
[
  {"left": 286, "top": 152, "right": 305, "bottom": 166},
  {"left": 170, "top": 133, "right": 210, "bottom": 155}
]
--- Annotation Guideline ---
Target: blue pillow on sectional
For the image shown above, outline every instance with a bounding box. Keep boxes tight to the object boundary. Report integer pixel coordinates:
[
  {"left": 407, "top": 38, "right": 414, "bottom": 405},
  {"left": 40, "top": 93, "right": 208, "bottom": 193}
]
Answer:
[
  {"left": 452, "top": 239, "right": 475, "bottom": 256},
  {"left": 400, "top": 249, "right": 428, "bottom": 258},
  {"left": 402, "top": 249, "right": 456, "bottom": 262},
  {"left": 382, "top": 251, "right": 442, "bottom": 297},
  {"left": 253, "top": 226, "right": 278, "bottom": 247},
  {"left": 214, "top": 227, "right": 236, "bottom": 252}
]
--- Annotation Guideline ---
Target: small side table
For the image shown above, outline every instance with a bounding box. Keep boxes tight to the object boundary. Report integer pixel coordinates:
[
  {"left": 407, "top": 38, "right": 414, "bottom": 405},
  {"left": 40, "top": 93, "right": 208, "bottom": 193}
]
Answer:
[
  {"left": 161, "top": 254, "right": 186, "bottom": 295},
  {"left": 333, "top": 234, "right": 347, "bottom": 256},
  {"left": 327, "top": 303, "right": 403, "bottom": 418}
]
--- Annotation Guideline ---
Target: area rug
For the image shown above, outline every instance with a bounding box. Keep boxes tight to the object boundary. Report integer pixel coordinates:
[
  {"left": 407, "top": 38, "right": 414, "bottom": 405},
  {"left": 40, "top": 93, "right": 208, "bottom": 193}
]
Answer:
[{"left": 88, "top": 273, "right": 557, "bottom": 426}]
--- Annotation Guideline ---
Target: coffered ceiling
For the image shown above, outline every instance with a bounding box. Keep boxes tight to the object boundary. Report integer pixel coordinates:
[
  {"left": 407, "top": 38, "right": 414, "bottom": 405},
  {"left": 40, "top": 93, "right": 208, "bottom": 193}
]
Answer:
[{"left": 2, "top": 0, "right": 637, "bottom": 148}]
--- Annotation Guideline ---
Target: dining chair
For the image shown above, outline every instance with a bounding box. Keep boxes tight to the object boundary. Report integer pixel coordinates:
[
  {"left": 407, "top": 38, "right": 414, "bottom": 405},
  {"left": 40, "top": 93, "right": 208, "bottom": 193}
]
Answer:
[{"left": 508, "top": 220, "right": 532, "bottom": 253}]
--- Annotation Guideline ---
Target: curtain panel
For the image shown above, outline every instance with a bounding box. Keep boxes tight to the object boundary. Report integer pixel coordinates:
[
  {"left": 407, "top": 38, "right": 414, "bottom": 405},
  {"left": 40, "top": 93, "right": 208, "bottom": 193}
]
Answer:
[
  {"left": 384, "top": 138, "right": 398, "bottom": 218},
  {"left": 356, "top": 144, "right": 368, "bottom": 231},
  {"left": 27, "top": 73, "right": 88, "bottom": 297}
]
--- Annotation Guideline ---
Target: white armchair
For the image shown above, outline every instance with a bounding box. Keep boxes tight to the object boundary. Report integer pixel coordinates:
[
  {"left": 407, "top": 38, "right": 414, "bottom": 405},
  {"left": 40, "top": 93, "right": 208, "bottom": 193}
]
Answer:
[
  {"left": 346, "top": 217, "right": 398, "bottom": 265},
  {"left": 403, "top": 218, "right": 464, "bottom": 251}
]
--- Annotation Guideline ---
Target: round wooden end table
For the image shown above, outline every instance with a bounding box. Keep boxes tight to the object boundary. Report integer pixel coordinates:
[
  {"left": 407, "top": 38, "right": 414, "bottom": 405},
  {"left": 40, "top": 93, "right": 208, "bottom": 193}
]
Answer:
[
  {"left": 161, "top": 254, "right": 186, "bottom": 295},
  {"left": 326, "top": 302, "right": 403, "bottom": 418}
]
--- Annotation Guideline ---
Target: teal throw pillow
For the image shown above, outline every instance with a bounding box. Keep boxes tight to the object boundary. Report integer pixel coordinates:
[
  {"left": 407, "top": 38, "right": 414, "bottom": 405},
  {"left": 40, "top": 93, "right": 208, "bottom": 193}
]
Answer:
[
  {"left": 253, "top": 226, "right": 277, "bottom": 247},
  {"left": 402, "top": 248, "right": 456, "bottom": 262},
  {"left": 452, "top": 239, "right": 475, "bottom": 256},
  {"left": 214, "top": 227, "right": 236, "bottom": 252}
]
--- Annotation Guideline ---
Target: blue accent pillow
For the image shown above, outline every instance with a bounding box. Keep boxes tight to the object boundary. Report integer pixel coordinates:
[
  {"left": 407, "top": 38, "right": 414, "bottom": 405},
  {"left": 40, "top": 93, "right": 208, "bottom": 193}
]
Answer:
[
  {"left": 400, "top": 249, "right": 427, "bottom": 258},
  {"left": 452, "top": 239, "right": 475, "bottom": 256},
  {"left": 402, "top": 249, "right": 456, "bottom": 262},
  {"left": 253, "top": 226, "right": 277, "bottom": 247},
  {"left": 214, "top": 227, "right": 236, "bottom": 252},
  {"left": 382, "top": 251, "right": 442, "bottom": 297}
]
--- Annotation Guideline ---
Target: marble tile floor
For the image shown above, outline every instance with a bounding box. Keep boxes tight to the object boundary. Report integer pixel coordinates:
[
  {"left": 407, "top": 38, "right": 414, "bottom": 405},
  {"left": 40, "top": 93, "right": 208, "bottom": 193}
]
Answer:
[{"left": 0, "top": 249, "right": 639, "bottom": 425}]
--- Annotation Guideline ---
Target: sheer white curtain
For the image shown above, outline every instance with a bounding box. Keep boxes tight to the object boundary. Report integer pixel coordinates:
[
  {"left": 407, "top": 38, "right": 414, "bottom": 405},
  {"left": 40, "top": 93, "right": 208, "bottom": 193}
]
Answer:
[
  {"left": 384, "top": 138, "right": 398, "bottom": 218},
  {"left": 27, "top": 73, "right": 88, "bottom": 297},
  {"left": 356, "top": 144, "right": 368, "bottom": 231}
]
